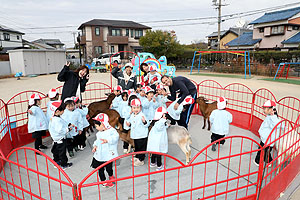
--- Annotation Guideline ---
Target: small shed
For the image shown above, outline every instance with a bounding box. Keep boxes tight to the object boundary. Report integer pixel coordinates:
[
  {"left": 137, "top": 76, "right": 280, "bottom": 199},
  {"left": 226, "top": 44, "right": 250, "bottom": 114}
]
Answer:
[{"left": 8, "top": 49, "right": 66, "bottom": 76}]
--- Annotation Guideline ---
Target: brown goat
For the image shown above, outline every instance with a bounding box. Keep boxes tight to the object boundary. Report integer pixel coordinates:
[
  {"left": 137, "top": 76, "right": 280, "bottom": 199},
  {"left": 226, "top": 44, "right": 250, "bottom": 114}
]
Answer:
[{"left": 196, "top": 96, "right": 217, "bottom": 130}]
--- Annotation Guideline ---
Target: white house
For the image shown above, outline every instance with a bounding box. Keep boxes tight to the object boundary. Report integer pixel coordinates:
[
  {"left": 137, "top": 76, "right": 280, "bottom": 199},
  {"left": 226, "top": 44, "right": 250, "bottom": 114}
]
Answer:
[{"left": 0, "top": 25, "right": 24, "bottom": 52}]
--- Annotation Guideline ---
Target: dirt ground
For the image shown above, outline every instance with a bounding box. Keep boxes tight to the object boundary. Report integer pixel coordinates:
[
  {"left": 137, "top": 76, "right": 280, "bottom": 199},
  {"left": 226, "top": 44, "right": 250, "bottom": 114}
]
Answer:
[{"left": 0, "top": 71, "right": 299, "bottom": 102}]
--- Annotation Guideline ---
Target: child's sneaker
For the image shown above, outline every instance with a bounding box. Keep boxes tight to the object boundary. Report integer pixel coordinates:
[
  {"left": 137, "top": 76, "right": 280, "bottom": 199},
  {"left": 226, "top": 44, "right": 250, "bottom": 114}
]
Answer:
[
  {"left": 150, "top": 163, "right": 157, "bottom": 168},
  {"left": 134, "top": 159, "right": 144, "bottom": 167},
  {"left": 102, "top": 182, "right": 114, "bottom": 188},
  {"left": 74, "top": 146, "right": 79, "bottom": 152},
  {"left": 212, "top": 144, "right": 216, "bottom": 151},
  {"left": 78, "top": 145, "right": 85, "bottom": 151},
  {"left": 156, "top": 165, "right": 164, "bottom": 171},
  {"left": 61, "top": 163, "right": 73, "bottom": 170},
  {"left": 68, "top": 150, "right": 74, "bottom": 157},
  {"left": 123, "top": 149, "right": 128, "bottom": 154},
  {"left": 109, "top": 175, "right": 116, "bottom": 184},
  {"left": 53, "top": 161, "right": 61, "bottom": 169}
]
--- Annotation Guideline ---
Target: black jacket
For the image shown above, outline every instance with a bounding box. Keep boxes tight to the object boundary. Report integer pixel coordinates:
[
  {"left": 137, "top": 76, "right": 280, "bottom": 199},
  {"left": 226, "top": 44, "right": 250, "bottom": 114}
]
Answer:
[
  {"left": 57, "top": 65, "right": 89, "bottom": 101},
  {"left": 111, "top": 67, "right": 137, "bottom": 90},
  {"left": 167, "top": 76, "right": 197, "bottom": 104}
]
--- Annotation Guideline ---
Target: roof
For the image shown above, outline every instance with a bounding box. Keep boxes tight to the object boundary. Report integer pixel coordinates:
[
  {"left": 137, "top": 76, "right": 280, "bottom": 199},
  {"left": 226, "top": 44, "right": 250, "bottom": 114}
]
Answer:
[
  {"left": 32, "top": 39, "right": 64, "bottom": 46},
  {"left": 0, "top": 24, "right": 24, "bottom": 35},
  {"left": 250, "top": 7, "right": 300, "bottom": 25},
  {"left": 282, "top": 32, "right": 300, "bottom": 44},
  {"left": 78, "top": 19, "right": 151, "bottom": 30},
  {"left": 207, "top": 28, "right": 251, "bottom": 38},
  {"left": 225, "top": 32, "right": 261, "bottom": 46}
]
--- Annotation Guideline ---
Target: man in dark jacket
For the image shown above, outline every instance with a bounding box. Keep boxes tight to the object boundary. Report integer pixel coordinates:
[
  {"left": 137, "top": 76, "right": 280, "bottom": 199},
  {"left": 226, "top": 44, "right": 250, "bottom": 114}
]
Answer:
[
  {"left": 111, "top": 63, "right": 137, "bottom": 90},
  {"left": 161, "top": 75, "right": 197, "bottom": 129}
]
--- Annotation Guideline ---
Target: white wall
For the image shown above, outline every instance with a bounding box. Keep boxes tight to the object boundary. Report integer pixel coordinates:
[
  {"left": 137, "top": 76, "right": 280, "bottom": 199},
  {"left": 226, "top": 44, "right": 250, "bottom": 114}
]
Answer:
[
  {"left": 0, "top": 61, "right": 11, "bottom": 75},
  {"left": 0, "top": 31, "right": 23, "bottom": 48}
]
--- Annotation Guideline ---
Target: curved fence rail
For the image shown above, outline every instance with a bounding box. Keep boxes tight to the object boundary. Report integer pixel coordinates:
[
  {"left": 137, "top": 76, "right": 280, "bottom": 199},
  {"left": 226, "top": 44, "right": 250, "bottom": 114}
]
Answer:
[{"left": 0, "top": 80, "right": 299, "bottom": 200}]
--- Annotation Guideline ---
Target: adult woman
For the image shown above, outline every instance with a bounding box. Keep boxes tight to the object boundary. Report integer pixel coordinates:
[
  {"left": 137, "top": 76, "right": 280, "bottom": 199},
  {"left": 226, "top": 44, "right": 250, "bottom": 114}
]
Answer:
[
  {"left": 140, "top": 63, "right": 149, "bottom": 86},
  {"left": 57, "top": 62, "right": 89, "bottom": 101}
]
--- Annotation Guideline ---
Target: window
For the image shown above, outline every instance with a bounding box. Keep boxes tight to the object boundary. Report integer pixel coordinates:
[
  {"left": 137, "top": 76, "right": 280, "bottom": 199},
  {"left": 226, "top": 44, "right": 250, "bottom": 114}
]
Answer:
[
  {"left": 271, "top": 26, "right": 284, "bottom": 35},
  {"left": 82, "top": 29, "right": 86, "bottom": 36},
  {"left": 111, "top": 46, "right": 115, "bottom": 53},
  {"left": 259, "top": 28, "right": 264, "bottom": 33},
  {"left": 131, "top": 29, "right": 134, "bottom": 38},
  {"left": 135, "top": 30, "right": 143, "bottom": 38},
  {"left": 95, "top": 27, "right": 100, "bottom": 36},
  {"left": 112, "top": 29, "right": 121, "bottom": 36},
  {"left": 3, "top": 33, "right": 10, "bottom": 41},
  {"left": 126, "top": 29, "right": 129, "bottom": 36},
  {"left": 17, "top": 35, "right": 20, "bottom": 40},
  {"left": 293, "top": 26, "right": 299, "bottom": 30},
  {"left": 95, "top": 46, "right": 102, "bottom": 55}
]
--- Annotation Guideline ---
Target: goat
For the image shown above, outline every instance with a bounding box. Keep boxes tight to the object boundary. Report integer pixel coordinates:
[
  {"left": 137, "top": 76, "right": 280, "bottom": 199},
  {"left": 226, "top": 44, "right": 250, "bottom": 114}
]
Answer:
[{"left": 196, "top": 96, "right": 217, "bottom": 130}]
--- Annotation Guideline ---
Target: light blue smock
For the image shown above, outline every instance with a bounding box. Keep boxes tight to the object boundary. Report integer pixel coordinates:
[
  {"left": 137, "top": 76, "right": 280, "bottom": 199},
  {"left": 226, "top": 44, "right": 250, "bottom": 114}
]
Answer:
[
  {"left": 127, "top": 112, "right": 149, "bottom": 139},
  {"left": 210, "top": 109, "right": 233, "bottom": 136},
  {"left": 61, "top": 109, "right": 83, "bottom": 138},
  {"left": 259, "top": 115, "right": 281, "bottom": 146},
  {"left": 142, "top": 98, "right": 159, "bottom": 121},
  {"left": 118, "top": 100, "right": 128, "bottom": 118},
  {"left": 76, "top": 107, "right": 90, "bottom": 128},
  {"left": 48, "top": 116, "right": 68, "bottom": 142},
  {"left": 28, "top": 106, "right": 48, "bottom": 133},
  {"left": 122, "top": 105, "right": 132, "bottom": 130},
  {"left": 111, "top": 95, "right": 122, "bottom": 114},
  {"left": 166, "top": 100, "right": 184, "bottom": 120},
  {"left": 156, "top": 95, "right": 168, "bottom": 108},
  {"left": 146, "top": 118, "right": 168, "bottom": 153}
]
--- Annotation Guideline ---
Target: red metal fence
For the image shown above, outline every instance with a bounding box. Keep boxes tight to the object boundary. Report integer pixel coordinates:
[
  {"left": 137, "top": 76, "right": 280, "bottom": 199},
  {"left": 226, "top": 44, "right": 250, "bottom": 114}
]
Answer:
[{"left": 0, "top": 80, "right": 299, "bottom": 200}]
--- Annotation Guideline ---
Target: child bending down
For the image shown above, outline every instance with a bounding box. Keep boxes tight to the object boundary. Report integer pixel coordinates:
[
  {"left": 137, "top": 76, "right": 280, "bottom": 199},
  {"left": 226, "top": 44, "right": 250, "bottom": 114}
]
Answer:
[
  {"left": 91, "top": 113, "right": 119, "bottom": 188},
  {"left": 210, "top": 97, "right": 232, "bottom": 151}
]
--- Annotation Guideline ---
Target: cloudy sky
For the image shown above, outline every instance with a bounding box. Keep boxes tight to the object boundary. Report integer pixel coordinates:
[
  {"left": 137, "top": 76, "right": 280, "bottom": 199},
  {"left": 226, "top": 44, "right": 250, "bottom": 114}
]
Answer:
[{"left": 1, "top": 0, "right": 299, "bottom": 47}]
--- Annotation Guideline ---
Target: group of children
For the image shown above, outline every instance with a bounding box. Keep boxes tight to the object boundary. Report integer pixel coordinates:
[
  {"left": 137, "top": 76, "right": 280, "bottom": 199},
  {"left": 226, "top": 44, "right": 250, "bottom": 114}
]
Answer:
[{"left": 27, "top": 89, "right": 89, "bottom": 169}]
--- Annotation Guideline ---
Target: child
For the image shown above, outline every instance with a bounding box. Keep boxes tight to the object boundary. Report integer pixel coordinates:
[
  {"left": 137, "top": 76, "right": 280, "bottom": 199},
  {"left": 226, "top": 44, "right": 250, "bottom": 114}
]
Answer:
[
  {"left": 73, "top": 96, "right": 89, "bottom": 150},
  {"left": 122, "top": 94, "right": 138, "bottom": 135},
  {"left": 155, "top": 85, "right": 168, "bottom": 108},
  {"left": 254, "top": 100, "right": 280, "bottom": 166},
  {"left": 126, "top": 98, "right": 149, "bottom": 166},
  {"left": 145, "top": 65, "right": 161, "bottom": 90},
  {"left": 118, "top": 92, "right": 129, "bottom": 153},
  {"left": 27, "top": 93, "right": 48, "bottom": 152},
  {"left": 210, "top": 97, "right": 233, "bottom": 151},
  {"left": 137, "top": 86, "right": 146, "bottom": 99},
  {"left": 46, "top": 88, "right": 59, "bottom": 122},
  {"left": 61, "top": 97, "right": 83, "bottom": 157},
  {"left": 111, "top": 85, "right": 123, "bottom": 113},
  {"left": 48, "top": 101, "right": 73, "bottom": 169},
  {"left": 142, "top": 86, "right": 159, "bottom": 121},
  {"left": 166, "top": 96, "right": 195, "bottom": 125},
  {"left": 91, "top": 113, "right": 119, "bottom": 188},
  {"left": 147, "top": 107, "right": 169, "bottom": 171},
  {"left": 136, "top": 82, "right": 142, "bottom": 94}
]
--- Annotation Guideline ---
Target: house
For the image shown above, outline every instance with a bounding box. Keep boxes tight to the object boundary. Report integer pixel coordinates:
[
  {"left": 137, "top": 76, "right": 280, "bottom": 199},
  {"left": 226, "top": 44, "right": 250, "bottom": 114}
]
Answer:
[
  {"left": 227, "top": 7, "right": 300, "bottom": 50},
  {"left": 78, "top": 19, "right": 151, "bottom": 62},
  {"left": 0, "top": 25, "right": 24, "bottom": 53},
  {"left": 207, "top": 28, "right": 250, "bottom": 49},
  {"left": 32, "top": 39, "right": 65, "bottom": 50},
  {"left": 225, "top": 32, "right": 261, "bottom": 50}
]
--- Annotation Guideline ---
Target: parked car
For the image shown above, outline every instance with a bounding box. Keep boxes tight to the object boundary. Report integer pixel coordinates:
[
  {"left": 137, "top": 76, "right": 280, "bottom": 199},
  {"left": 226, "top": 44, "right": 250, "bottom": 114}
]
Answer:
[{"left": 93, "top": 53, "right": 121, "bottom": 65}]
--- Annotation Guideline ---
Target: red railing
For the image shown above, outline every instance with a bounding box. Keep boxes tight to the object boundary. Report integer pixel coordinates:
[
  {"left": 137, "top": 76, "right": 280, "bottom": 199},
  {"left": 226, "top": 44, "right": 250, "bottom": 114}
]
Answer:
[{"left": 0, "top": 80, "right": 299, "bottom": 200}]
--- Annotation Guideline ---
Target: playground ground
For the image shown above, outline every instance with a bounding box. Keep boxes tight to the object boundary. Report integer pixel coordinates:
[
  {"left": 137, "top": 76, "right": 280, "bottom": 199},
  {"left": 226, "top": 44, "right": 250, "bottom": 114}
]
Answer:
[{"left": 0, "top": 70, "right": 299, "bottom": 199}]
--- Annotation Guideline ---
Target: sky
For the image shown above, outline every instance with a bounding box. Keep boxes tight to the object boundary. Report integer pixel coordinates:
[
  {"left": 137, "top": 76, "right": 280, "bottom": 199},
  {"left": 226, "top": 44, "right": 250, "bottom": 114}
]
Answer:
[{"left": 0, "top": 0, "right": 299, "bottom": 48}]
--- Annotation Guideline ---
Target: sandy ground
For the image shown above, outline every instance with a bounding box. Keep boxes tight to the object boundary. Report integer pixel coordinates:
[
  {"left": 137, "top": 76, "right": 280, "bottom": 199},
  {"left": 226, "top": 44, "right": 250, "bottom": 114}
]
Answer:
[{"left": 0, "top": 71, "right": 299, "bottom": 102}]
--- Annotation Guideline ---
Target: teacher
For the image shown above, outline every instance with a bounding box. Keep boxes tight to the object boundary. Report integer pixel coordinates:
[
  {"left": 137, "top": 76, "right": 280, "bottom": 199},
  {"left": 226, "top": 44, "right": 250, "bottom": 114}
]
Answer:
[
  {"left": 57, "top": 62, "right": 89, "bottom": 101},
  {"left": 161, "top": 75, "right": 197, "bottom": 129}
]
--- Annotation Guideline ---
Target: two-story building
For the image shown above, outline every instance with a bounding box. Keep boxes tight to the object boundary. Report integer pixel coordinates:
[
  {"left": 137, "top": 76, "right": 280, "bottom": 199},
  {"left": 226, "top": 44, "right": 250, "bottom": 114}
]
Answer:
[
  {"left": 0, "top": 25, "right": 24, "bottom": 53},
  {"left": 78, "top": 19, "right": 151, "bottom": 62},
  {"left": 226, "top": 7, "right": 300, "bottom": 50},
  {"left": 32, "top": 39, "right": 65, "bottom": 50}
]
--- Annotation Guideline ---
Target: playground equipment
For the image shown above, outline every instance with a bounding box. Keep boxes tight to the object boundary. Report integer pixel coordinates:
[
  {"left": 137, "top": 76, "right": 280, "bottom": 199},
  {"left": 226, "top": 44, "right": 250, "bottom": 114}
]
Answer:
[
  {"left": 274, "top": 62, "right": 300, "bottom": 80},
  {"left": 190, "top": 51, "right": 251, "bottom": 79}
]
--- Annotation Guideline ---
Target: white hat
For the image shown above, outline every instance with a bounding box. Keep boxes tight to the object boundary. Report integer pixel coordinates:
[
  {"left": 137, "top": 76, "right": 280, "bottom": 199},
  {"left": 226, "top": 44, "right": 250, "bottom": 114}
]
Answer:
[
  {"left": 131, "top": 98, "right": 141, "bottom": 107},
  {"left": 125, "top": 63, "right": 133, "bottom": 68},
  {"left": 127, "top": 89, "right": 136, "bottom": 97},
  {"left": 263, "top": 100, "right": 276, "bottom": 108},
  {"left": 145, "top": 86, "right": 154, "bottom": 94},
  {"left": 156, "top": 84, "right": 164, "bottom": 90},
  {"left": 50, "top": 101, "right": 62, "bottom": 113},
  {"left": 153, "top": 106, "right": 168, "bottom": 120},
  {"left": 48, "top": 88, "right": 58, "bottom": 98},
  {"left": 182, "top": 96, "right": 195, "bottom": 106},
  {"left": 217, "top": 96, "right": 227, "bottom": 110},
  {"left": 113, "top": 85, "right": 123, "bottom": 92},
  {"left": 93, "top": 113, "right": 111, "bottom": 129},
  {"left": 64, "top": 97, "right": 74, "bottom": 103},
  {"left": 149, "top": 65, "right": 157, "bottom": 71},
  {"left": 29, "top": 93, "right": 42, "bottom": 106}
]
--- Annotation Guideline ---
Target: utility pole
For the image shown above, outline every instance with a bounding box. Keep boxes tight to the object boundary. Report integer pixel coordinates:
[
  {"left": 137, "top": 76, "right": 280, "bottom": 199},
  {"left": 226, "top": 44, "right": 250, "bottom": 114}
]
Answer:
[{"left": 213, "top": 0, "right": 228, "bottom": 50}]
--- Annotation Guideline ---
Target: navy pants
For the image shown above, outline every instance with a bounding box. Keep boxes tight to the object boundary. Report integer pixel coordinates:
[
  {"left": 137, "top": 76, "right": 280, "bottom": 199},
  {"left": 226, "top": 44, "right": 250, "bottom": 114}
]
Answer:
[{"left": 177, "top": 93, "right": 197, "bottom": 129}]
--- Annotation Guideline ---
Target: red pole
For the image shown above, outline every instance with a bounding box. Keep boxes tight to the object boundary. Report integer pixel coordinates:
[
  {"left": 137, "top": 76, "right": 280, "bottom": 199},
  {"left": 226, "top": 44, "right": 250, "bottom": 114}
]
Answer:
[{"left": 286, "top": 64, "right": 291, "bottom": 79}]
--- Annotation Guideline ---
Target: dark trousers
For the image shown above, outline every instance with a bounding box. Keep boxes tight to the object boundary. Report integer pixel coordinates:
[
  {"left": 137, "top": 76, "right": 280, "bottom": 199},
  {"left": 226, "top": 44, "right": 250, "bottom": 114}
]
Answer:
[
  {"left": 255, "top": 141, "right": 273, "bottom": 164},
  {"left": 177, "top": 93, "right": 197, "bottom": 129},
  {"left": 77, "top": 129, "right": 87, "bottom": 147},
  {"left": 32, "top": 130, "right": 46, "bottom": 150},
  {"left": 119, "top": 118, "right": 129, "bottom": 149},
  {"left": 91, "top": 158, "right": 114, "bottom": 182},
  {"left": 51, "top": 139, "right": 68, "bottom": 166},
  {"left": 66, "top": 138, "right": 73, "bottom": 152},
  {"left": 151, "top": 154, "right": 162, "bottom": 167},
  {"left": 211, "top": 133, "right": 226, "bottom": 145},
  {"left": 134, "top": 138, "right": 148, "bottom": 161}
]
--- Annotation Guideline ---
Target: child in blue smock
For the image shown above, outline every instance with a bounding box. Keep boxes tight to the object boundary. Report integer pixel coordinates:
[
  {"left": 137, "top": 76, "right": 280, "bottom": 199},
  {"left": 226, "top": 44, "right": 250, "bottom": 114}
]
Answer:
[
  {"left": 254, "top": 100, "right": 280, "bottom": 166},
  {"left": 46, "top": 88, "right": 59, "bottom": 123},
  {"left": 118, "top": 92, "right": 129, "bottom": 153},
  {"left": 166, "top": 96, "right": 195, "bottom": 125},
  {"left": 73, "top": 96, "right": 89, "bottom": 151},
  {"left": 48, "top": 101, "right": 73, "bottom": 169},
  {"left": 27, "top": 93, "right": 48, "bottom": 152},
  {"left": 91, "top": 113, "right": 119, "bottom": 188},
  {"left": 155, "top": 85, "right": 168, "bottom": 108},
  {"left": 147, "top": 107, "right": 169, "bottom": 171},
  {"left": 61, "top": 98, "right": 83, "bottom": 157},
  {"left": 126, "top": 98, "right": 149, "bottom": 166},
  {"left": 111, "top": 85, "right": 123, "bottom": 113},
  {"left": 142, "top": 86, "right": 159, "bottom": 121},
  {"left": 210, "top": 97, "right": 233, "bottom": 151},
  {"left": 145, "top": 65, "right": 161, "bottom": 90}
]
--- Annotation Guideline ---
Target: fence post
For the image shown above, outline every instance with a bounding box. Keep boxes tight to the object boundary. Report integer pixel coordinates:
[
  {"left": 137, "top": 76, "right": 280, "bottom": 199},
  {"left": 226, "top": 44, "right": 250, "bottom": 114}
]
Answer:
[{"left": 73, "top": 183, "right": 80, "bottom": 200}]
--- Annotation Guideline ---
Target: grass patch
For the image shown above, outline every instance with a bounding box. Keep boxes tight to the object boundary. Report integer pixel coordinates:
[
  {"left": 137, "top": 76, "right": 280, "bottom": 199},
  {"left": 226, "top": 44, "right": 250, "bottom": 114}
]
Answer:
[
  {"left": 260, "top": 78, "right": 300, "bottom": 85},
  {"left": 190, "top": 73, "right": 253, "bottom": 79}
]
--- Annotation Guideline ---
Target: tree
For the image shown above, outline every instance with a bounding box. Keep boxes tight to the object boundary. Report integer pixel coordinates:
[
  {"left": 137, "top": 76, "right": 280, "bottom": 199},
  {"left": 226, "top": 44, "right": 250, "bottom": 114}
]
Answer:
[{"left": 139, "top": 30, "right": 184, "bottom": 58}]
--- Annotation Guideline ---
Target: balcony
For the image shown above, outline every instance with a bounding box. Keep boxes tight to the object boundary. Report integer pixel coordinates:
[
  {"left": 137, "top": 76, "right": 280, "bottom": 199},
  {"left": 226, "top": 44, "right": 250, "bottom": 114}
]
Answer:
[{"left": 107, "top": 35, "right": 128, "bottom": 44}]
